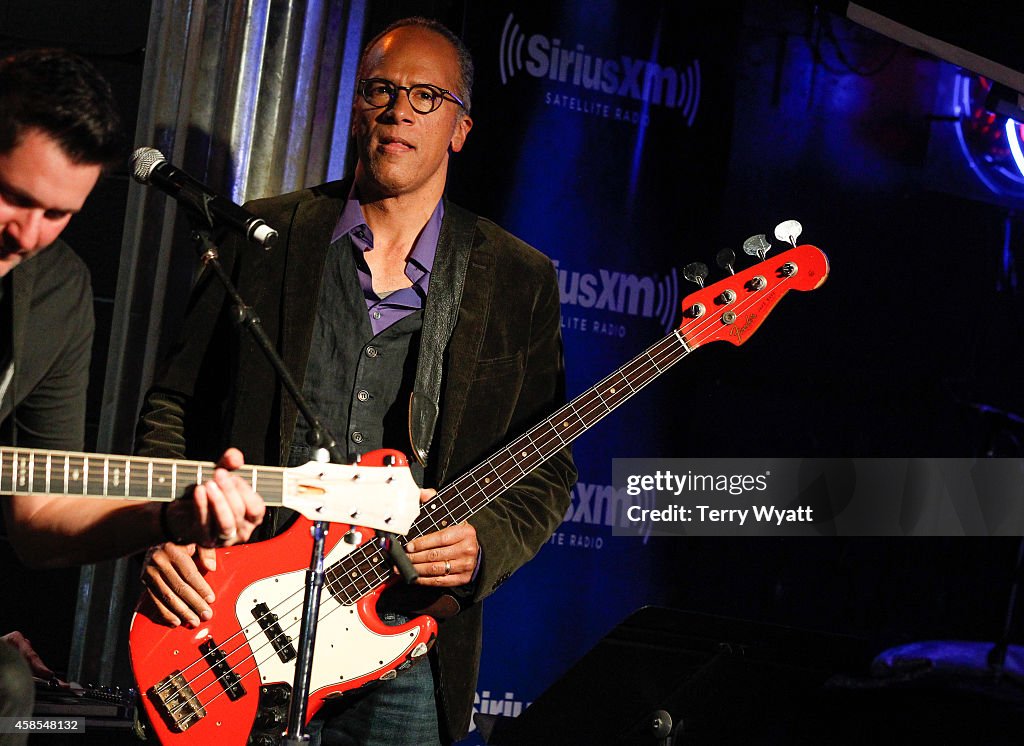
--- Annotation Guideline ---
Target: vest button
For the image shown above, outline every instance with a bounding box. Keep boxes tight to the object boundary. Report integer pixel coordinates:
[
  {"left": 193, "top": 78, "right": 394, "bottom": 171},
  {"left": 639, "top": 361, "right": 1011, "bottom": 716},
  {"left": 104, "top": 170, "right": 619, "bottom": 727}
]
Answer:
[
  {"left": 356, "top": 389, "right": 369, "bottom": 402},
  {"left": 365, "top": 346, "right": 378, "bottom": 358},
  {"left": 372, "top": 311, "right": 381, "bottom": 320},
  {"left": 351, "top": 431, "right": 364, "bottom": 444}
]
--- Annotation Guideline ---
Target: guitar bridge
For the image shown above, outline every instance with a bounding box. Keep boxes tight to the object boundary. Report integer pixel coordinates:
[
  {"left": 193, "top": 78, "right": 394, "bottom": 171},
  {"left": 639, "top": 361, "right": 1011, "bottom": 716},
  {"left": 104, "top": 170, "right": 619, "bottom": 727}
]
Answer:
[
  {"left": 252, "top": 602, "right": 297, "bottom": 663},
  {"left": 148, "top": 671, "right": 205, "bottom": 732},
  {"left": 199, "top": 638, "right": 246, "bottom": 700}
]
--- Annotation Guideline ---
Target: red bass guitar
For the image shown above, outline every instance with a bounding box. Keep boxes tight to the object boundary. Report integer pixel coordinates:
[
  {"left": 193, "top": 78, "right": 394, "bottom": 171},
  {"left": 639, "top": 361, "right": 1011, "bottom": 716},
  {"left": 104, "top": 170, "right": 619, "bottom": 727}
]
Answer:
[{"left": 129, "top": 242, "right": 829, "bottom": 744}]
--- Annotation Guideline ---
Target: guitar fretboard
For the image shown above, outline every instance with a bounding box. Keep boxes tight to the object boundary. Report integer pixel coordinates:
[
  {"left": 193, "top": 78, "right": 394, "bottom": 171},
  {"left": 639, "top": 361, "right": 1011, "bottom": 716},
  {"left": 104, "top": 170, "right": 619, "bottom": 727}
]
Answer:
[
  {"left": 324, "top": 328, "right": 693, "bottom": 603},
  {"left": 0, "top": 448, "right": 287, "bottom": 504}
]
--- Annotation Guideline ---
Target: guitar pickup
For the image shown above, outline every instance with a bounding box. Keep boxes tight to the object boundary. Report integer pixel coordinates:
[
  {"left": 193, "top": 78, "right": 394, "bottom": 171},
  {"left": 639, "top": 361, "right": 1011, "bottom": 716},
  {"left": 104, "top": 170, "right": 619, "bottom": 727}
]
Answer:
[
  {"left": 149, "top": 670, "right": 206, "bottom": 732},
  {"left": 252, "top": 602, "right": 297, "bottom": 663},
  {"left": 199, "top": 638, "right": 246, "bottom": 701}
]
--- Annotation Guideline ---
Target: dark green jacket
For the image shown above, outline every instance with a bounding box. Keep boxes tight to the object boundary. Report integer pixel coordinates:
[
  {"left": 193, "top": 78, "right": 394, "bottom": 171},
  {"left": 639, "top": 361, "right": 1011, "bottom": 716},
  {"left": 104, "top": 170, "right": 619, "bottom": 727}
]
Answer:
[{"left": 136, "top": 179, "right": 576, "bottom": 740}]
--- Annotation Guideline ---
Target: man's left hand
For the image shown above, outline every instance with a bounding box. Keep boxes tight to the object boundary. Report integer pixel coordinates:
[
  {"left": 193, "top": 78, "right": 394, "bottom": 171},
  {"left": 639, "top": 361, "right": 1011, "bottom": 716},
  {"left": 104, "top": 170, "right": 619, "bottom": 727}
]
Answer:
[{"left": 404, "top": 489, "right": 479, "bottom": 586}]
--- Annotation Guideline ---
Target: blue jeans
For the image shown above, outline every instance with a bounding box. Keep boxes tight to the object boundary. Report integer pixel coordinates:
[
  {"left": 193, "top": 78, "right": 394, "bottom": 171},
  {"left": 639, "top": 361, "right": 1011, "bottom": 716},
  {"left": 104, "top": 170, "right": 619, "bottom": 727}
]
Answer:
[{"left": 307, "top": 615, "right": 443, "bottom": 746}]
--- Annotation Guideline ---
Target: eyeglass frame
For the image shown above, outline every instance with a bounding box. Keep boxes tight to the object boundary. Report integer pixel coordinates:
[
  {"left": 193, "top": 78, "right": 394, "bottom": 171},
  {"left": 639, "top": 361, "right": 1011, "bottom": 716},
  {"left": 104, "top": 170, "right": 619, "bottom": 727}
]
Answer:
[{"left": 357, "top": 77, "right": 467, "bottom": 115}]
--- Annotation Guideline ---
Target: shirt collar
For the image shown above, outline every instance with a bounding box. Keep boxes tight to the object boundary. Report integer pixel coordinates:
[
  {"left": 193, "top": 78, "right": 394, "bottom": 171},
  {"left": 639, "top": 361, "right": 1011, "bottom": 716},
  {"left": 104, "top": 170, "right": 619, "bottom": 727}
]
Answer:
[{"left": 332, "top": 183, "right": 444, "bottom": 276}]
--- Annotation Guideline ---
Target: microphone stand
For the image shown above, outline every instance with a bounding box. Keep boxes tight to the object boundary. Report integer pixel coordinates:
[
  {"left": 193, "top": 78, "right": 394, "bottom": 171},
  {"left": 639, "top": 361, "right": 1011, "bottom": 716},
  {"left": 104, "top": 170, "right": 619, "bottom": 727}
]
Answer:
[{"left": 186, "top": 223, "right": 418, "bottom": 744}]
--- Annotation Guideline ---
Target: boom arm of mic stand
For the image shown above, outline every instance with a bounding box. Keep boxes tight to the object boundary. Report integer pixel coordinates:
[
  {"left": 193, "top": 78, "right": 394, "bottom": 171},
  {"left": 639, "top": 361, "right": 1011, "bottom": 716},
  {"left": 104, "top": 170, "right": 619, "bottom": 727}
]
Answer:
[{"left": 191, "top": 227, "right": 345, "bottom": 464}]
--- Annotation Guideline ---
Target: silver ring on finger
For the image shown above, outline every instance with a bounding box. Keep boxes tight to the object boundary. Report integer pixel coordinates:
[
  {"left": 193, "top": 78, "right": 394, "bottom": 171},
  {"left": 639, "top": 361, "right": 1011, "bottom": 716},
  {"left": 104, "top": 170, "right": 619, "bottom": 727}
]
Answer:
[
  {"left": 443, "top": 559, "right": 451, "bottom": 576},
  {"left": 217, "top": 528, "right": 237, "bottom": 542}
]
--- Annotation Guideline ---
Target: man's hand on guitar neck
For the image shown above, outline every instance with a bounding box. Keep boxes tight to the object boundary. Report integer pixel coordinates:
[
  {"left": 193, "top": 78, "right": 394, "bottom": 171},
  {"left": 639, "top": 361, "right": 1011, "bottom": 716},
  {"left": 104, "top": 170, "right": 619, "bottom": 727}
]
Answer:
[
  {"left": 3, "top": 448, "right": 264, "bottom": 569},
  {"left": 161, "top": 447, "right": 265, "bottom": 549},
  {"left": 404, "top": 489, "right": 481, "bottom": 588}
]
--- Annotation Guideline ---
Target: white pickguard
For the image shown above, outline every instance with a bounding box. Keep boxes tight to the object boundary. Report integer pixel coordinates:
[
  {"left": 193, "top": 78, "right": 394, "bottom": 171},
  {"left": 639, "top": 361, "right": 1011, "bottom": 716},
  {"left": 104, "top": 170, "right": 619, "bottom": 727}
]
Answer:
[{"left": 233, "top": 537, "right": 428, "bottom": 692}]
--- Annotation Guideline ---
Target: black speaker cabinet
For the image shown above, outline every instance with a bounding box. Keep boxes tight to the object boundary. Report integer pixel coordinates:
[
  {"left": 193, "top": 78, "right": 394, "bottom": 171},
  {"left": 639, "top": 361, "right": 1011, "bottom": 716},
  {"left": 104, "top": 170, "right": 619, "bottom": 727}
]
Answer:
[{"left": 476, "top": 606, "right": 867, "bottom": 745}]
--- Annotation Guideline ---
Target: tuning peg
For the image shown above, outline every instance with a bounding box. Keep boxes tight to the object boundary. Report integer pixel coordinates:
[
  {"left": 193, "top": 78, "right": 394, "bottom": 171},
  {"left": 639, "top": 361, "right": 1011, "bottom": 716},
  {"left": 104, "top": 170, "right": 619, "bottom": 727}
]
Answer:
[
  {"left": 742, "top": 234, "right": 771, "bottom": 261},
  {"left": 715, "top": 248, "right": 736, "bottom": 275},
  {"left": 682, "top": 262, "right": 709, "bottom": 288},
  {"left": 773, "top": 219, "right": 802, "bottom": 247}
]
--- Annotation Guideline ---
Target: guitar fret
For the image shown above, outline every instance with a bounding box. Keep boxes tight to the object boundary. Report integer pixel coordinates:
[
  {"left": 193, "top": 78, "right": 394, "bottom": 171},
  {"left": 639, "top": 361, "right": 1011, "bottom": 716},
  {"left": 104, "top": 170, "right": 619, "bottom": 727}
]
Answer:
[
  {"left": 455, "top": 479, "right": 476, "bottom": 515},
  {"left": 171, "top": 463, "right": 177, "bottom": 502},
  {"left": 64, "top": 454, "right": 69, "bottom": 495},
  {"left": 644, "top": 347, "right": 665, "bottom": 373},
  {"left": 87, "top": 456, "right": 105, "bottom": 497},
  {"left": 565, "top": 399, "right": 591, "bottom": 432},
  {"left": 45, "top": 452, "right": 52, "bottom": 495},
  {"left": 465, "top": 469, "right": 493, "bottom": 505},
  {"left": 103, "top": 458, "right": 109, "bottom": 498},
  {"left": 596, "top": 387, "right": 614, "bottom": 413},
  {"left": 542, "top": 420, "right": 565, "bottom": 448},
  {"left": 450, "top": 482, "right": 474, "bottom": 525}
]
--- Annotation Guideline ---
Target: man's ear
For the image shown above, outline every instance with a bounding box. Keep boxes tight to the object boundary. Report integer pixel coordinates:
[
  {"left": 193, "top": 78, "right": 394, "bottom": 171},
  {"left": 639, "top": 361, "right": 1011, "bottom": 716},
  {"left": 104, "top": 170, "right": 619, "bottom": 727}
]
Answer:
[{"left": 449, "top": 114, "right": 473, "bottom": 153}]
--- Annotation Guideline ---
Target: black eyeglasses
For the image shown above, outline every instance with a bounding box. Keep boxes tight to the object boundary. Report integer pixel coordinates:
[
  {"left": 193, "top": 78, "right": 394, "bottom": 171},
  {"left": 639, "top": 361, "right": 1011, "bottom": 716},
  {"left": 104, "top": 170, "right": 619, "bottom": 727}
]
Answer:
[{"left": 358, "top": 78, "right": 466, "bottom": 115}]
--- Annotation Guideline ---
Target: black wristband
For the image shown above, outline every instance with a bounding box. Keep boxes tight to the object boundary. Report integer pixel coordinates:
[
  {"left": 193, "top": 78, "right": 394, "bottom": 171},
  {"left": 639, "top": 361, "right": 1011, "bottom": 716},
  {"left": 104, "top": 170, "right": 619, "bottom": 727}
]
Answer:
[{"left": 158, "top": 500, "right": 185, "bottom": 544}]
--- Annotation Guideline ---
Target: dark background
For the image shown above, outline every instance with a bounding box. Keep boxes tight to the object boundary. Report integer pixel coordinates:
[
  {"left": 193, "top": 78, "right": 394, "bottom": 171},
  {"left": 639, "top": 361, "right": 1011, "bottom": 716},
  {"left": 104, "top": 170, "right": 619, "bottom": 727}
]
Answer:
[{"left": 2, "top": 0, "right": 1023, "bottom": 727}]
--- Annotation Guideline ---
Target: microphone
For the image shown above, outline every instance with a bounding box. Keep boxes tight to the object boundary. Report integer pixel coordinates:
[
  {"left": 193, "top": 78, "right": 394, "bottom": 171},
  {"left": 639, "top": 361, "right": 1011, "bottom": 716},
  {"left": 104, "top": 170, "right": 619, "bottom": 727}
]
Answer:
[{"left": 130, "top": 147, "right": 278, "bottom": 248}]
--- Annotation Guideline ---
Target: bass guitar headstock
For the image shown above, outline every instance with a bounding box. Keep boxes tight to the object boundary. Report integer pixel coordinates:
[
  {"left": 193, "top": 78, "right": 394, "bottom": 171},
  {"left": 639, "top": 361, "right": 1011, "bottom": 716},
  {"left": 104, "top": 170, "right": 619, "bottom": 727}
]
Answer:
[{"left": 678, "top": 220, "right": 828, "bottom": 350}]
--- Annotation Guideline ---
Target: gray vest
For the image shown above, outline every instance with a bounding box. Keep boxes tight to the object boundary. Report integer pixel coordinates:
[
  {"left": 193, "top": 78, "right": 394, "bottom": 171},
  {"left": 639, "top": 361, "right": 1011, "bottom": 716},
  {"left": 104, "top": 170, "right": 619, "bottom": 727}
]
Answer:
[{"left": 289, "top": 237, "right": 423, "bottom": 482}]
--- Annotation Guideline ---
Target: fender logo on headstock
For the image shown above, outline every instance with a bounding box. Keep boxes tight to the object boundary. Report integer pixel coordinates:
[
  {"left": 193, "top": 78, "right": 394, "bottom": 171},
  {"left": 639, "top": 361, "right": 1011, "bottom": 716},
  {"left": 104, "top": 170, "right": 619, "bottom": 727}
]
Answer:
[
  {"left": 729, "top": 313, "right": 758, "bottom": 344},
  {"left": 726, "top": 288, "right": 778, "bottom": 344}
]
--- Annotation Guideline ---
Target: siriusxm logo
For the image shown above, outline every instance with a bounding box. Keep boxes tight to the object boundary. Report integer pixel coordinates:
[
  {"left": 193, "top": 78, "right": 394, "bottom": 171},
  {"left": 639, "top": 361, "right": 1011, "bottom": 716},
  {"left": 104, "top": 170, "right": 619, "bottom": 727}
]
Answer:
[
  {"left": 472, "top": 690, "right": 529, "bottom": 731},
  {"left": 553, "top": 481, "right": 655, "bottom": 544},
  {"left": 499, "top": 13, "right": 702, "bottom": 125},
  {"left": 553, "top": 260, "right": 679, "bottom": 334}
]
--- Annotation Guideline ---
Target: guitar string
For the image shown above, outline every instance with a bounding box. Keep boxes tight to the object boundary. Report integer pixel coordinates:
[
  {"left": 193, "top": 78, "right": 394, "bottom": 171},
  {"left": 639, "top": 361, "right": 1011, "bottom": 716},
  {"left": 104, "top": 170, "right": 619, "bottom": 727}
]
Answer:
[
  {"left": 150, "top": 257, "right": 807, "bottom": 722},
  {"left": 159, "top": 543, "right": 425, "bottom": 723}
]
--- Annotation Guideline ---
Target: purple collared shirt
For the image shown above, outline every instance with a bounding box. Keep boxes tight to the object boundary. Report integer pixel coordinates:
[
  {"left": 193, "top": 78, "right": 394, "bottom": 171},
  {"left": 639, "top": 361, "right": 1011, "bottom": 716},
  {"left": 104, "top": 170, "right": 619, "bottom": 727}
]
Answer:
[{"left": 332, "top": 187, "right": 443, "bottom": 335}]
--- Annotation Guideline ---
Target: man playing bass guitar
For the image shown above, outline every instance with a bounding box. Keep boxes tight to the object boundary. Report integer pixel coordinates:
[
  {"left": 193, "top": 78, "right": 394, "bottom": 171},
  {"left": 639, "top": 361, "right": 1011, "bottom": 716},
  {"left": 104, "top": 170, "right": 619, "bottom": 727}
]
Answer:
[{"left": 135, "top": 17, "right": 575, "bottom": 746}]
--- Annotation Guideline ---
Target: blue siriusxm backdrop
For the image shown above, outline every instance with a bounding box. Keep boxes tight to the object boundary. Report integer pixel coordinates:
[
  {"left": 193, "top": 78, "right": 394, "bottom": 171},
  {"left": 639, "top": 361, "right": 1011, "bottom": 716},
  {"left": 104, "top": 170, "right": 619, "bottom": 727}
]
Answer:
[
  {"left": 440, "top": 1, "right": 1024, "bottom": 741},
  {"left": 447, "top": 2, "right": 742, "bottom": 738}
]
